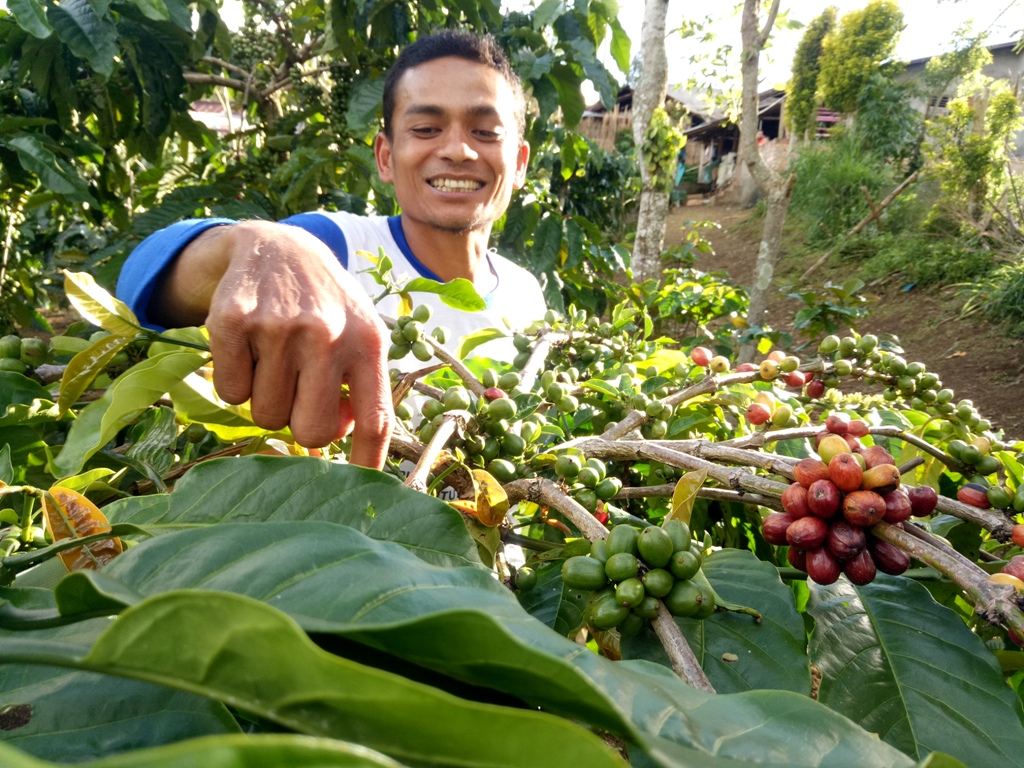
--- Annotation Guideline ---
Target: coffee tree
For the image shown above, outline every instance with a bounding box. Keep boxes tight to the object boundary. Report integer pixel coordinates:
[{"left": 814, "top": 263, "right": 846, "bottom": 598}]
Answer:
[{"left": 0, "top": 269, "right": 1023, "bottom": 767}]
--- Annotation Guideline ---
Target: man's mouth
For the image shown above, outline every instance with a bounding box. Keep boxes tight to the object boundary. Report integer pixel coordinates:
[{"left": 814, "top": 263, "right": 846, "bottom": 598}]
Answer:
[{"left": 429, "top": 178, "right": 485, "bottom": 193}]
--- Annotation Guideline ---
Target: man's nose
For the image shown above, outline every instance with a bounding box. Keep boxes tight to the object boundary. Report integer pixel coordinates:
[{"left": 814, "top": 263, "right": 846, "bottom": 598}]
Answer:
[{"left": 438, "top": 127, "right": 478, "bottom": 162}]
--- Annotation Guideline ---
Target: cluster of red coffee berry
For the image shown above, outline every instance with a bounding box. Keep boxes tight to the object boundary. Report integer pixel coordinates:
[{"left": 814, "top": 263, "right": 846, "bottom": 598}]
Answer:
[{"left": 761, "top": 413, "right": 938, "bottom": 585}]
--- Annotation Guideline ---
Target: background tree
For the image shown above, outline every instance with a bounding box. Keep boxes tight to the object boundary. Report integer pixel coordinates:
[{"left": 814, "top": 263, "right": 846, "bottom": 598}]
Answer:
[
  {"left": 785, "top": 6, "right": 836, "bottom": 142},
  {"left": 817, "top": 0, "right": 904, "bottom": 114},
  {"left": 737, "top": 0, "right": 793, "bottom": 362},
  {"left": 630, "top": 0, "right": 672, "bottom": 283}
]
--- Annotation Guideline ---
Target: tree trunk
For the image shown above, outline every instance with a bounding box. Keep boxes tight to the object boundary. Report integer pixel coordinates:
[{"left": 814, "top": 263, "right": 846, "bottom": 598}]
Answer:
[
  {"left": 738, "top": 0, "right": 793, "bottom": 363},
  {"left": 631, "top": 0, "right": 671, "bottom": 283}
]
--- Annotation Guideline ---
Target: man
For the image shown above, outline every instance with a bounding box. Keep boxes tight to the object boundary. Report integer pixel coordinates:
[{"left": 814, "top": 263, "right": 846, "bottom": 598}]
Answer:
[{"left": 117, "top": 31, "right": 547, "bottom": 468}]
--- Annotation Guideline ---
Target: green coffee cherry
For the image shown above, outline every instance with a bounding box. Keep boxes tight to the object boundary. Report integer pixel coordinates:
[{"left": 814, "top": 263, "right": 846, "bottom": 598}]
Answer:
[
  {"left": 669, "top": 549, "right": 702, "bottom": 581},
  {"left": 412, "top": 304, "right": 432, "bottom": 323},
  {"left": 604, "top": 552, "right": 640, "bottom": 582},
  {"left": 616, "top": 577, "right": 646, "bottom": 608},
  {"left": 637, "top": 526, "right": 674, "bottom": 568},
  {"left": 641, "top": 568, "right": 674, "bottom": 598},
  {"left": 606, "top": 524, "right": 640, "bottom": 557},
  {"left": 562, "top": 556, "right": 608, "bottom": 591},
  {"left": 664, "top": 580, "right": 703, "bottom": 617}
]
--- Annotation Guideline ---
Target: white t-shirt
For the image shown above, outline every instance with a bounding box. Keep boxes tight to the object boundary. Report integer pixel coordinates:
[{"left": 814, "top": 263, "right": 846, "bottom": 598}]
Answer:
[{"left": 301, "top": 212, "right": 548, "bottom": 363}]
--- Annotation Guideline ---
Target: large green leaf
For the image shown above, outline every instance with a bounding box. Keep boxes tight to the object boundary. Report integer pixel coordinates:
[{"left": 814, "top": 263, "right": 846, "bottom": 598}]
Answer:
[
  {"left": 0, "top": 372, "right": 51, "bottom": 408},
  {"left": 1, "top": 591, "right": 624, "bottom": 768},
  {"left": 808, "top": 575, "right": 1024, "bottom": 765},
  {"left": 623, "top": 549, "right": 811, "bottom": 695},
  {"left": 166, "top": 372, "right": 280, "bottom": 442},
  {"left": 44, "top": 520, "right": 914, "bottom": 768},
  {"left": 0, "top": 619, "right": 240, "bottom": 762},
  {"left": 0, "top": 735, "right": 407, "bottom": 767},
  {"left": 46, "top": 0, "right": 118, "bottom": 78},
  {"left": 104, "top": 456, "right": 483, "bottom": 568},
  {"left": 516, "top": 558, "right": 587, "bottom": 637},
  {"left": 51, "top": 351, "right": 207, "bottom": 478},
  {"left": 6, "top": 134, "right": 93, "bottom": 201},
  {"left": 8, "top": 0, "right": 52, "bottom": 39}
]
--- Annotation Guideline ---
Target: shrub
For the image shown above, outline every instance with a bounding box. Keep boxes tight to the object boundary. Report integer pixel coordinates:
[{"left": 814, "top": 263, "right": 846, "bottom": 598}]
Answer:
[{"left": 857, "top": 233, "right": 996, "bottom": 287}]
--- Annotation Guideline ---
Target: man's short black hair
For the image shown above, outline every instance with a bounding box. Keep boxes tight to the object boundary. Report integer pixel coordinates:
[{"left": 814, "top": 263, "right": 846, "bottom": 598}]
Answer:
[{"left": 382, "top": 30, "right": 526, "bottom": 141}]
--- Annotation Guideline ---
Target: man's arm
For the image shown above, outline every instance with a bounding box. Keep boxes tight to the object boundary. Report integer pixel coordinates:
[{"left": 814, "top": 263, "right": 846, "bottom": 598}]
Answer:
[{"left": 120, "top": 220, "right": 394, "bottom": 467}]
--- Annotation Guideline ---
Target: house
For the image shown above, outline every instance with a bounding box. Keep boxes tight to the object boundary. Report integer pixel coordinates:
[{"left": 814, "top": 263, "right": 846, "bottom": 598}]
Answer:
[
  {"left": 898, "top": 39, "right": 1024, "bottom": 157},
  {"left": 578, "top": 86, "right": 785, "bottom": 204}
]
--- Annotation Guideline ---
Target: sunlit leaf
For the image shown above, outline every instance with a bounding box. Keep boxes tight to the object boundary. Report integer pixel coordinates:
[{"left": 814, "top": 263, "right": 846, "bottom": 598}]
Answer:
[
  {"left": 62, "top": 272, "right": 143, "bottom": 337},
  {"left": 57, "top": 334, "right": 134, "bottom": 416},
  {"left": 403, "top": 277, "right": 486, "bottom": 312},
  {"left": 668, "top": 469, "right": 707, "bottom": 525}
]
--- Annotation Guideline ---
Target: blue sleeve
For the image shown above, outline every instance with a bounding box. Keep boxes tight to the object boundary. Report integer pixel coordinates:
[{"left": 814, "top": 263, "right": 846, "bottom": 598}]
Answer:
[
  {"left": 116, "top": 218, "right": 236, "bottom": 330},
  {"left": 280, "top": 213, "right": 349, "bottom": 269},
  {"left": 116, "top": 214, "right": 349, "bottom": 330}
]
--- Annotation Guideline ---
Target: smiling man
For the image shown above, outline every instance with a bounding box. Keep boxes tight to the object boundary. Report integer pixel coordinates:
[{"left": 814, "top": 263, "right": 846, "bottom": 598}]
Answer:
[{"left": 116, "top": 31, "right": 547, "bottom": 468}]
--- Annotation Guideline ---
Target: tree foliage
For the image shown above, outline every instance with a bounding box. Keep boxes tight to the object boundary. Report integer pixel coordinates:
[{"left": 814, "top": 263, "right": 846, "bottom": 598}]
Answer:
[
  {"left": 817, "top": 0, "right": 904, "bottom": 114},
  {"left": 785, "top": 6, "right": 836, "bottom": 140},
  {"left": 0, "top": 0, "right": 634, "bottom": 329}
]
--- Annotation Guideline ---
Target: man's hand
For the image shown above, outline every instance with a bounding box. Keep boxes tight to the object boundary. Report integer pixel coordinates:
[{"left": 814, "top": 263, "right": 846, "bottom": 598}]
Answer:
[{"left": 156, "top": 221, "right": 394, "bottom": 467}]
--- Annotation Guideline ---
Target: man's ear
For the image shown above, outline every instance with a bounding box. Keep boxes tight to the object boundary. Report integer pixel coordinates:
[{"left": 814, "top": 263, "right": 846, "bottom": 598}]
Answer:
[
  {"left": 512, "top": 140, "right": 530, "bottom": 189},
  {"left": 374, "top": 133, "right": 394, "bottom": 182}
]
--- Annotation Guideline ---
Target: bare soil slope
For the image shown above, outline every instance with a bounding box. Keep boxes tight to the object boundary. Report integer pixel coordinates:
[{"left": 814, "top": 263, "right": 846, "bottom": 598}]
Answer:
[{"left": 664, "top": 204, "right": 1024, "bottom": 438}]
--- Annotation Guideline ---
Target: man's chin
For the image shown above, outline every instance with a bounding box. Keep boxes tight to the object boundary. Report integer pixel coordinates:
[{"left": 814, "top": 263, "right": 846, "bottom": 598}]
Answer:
[{"left": 428, "top": 216, "right": 488, "bottom": 235}]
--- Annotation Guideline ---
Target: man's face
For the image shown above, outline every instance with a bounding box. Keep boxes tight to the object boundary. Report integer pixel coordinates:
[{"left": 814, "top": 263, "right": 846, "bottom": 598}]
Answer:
[{"left": 375, "top": 57, "right": 529, "bottom": 235}]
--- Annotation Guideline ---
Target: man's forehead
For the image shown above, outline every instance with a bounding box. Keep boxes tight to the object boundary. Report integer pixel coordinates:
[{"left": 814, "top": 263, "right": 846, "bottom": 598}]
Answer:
[{"left": 393, "top": 58, "right": 517, "bottom": 117}]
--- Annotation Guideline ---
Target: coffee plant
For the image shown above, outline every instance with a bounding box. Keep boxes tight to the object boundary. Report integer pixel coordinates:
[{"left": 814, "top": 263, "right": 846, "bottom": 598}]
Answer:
[{"left": 1, "top": 272, "right": 1024, "bottom": 767}]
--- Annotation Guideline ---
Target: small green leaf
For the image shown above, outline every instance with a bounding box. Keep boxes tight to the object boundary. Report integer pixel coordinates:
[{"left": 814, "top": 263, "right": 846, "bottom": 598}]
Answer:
[
  {"left": 58, "top": 334, "right": 134, "bottom": 415},
  {"left": 456, "top": 328, "right": 508, "bottom": 360},
  {"left": 403, "top": 277, "right": 486, "bottom": 312}
]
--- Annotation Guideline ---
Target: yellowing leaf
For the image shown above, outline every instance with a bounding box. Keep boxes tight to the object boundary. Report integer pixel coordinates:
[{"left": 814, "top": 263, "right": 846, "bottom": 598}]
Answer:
[
  {"left": 667, "top": 468, "right": 707, "bottom": 526},
  {"left": 398, "top": 292, "right": 413, "bottom": 319},
  {"left": 355, "top": 249, "right": 379, "bottom": 265},
  {"left": 62, "top": 271, "right": 142, "bottom": 337},
  {"left": 449, "top": 469, "right": 509, "bottom": 527},
  {"left": 42, "top": 486, "right": 122, "bottom": 572}
]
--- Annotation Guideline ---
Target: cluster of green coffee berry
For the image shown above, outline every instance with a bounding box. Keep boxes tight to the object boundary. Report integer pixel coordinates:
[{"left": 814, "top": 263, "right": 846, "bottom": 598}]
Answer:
[
  {"left": 561, "top": 520, "right": 715, "bottom": 636},
  {"left": 388, "top": 305, "right": 448, "bottom": 362},
  {"left": 553, "top": 453, "right": 622, "bottom": 513},
  {"left": 0, "top": 334, "right": 47, "bottom": 373}
]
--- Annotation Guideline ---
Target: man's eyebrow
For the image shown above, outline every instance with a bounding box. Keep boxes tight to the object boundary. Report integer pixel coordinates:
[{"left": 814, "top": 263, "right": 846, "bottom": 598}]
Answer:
[{"left": 402, "top": 103, "right": 505, "bottom": 121}]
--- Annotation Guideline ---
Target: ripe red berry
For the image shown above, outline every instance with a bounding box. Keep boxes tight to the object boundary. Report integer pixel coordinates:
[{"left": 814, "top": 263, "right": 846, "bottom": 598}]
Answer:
[{"left": 690, "top": 346, "right": 712, "bottom": 367}]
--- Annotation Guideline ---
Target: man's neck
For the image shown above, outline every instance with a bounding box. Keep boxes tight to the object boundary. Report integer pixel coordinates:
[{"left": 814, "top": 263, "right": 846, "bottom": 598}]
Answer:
[{"left": 399, "top": 216, "right": 493, "bottom": 285}]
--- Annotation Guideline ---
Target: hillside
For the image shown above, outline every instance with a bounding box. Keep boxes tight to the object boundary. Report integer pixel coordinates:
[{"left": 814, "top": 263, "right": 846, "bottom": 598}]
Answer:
[{"left": 665, "top": 204, "right": 1024, "bottom": 438}]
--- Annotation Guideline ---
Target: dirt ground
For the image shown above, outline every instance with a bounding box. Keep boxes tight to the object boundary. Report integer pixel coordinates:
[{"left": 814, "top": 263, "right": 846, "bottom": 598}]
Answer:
[{"left": 664, "top": 203, "right": 1024, "bottom": 439}]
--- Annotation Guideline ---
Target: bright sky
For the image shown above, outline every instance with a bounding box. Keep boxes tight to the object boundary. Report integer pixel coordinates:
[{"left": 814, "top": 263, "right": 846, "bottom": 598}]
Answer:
[{"left": 607, "top": 0, "right": 1021, "bottom": 92}]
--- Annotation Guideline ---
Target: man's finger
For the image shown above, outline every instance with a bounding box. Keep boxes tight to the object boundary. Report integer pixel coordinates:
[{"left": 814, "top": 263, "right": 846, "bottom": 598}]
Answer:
[
  {"left": 343, "top": 350, "right": 394, "bottom": 470},
  {"left": 290, "top": 360, "right": 344, "bottom": 448},
  {"left": 250, "top": 354, "right": 297, "bottom": 431},
  {"left": 209, "top": 324, "right": 255, "bottom": 406}
]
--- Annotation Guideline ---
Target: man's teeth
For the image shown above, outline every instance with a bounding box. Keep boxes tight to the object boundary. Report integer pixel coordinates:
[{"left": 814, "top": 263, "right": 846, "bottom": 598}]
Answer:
[{"left": 430, "top": 179, "right": 483, "bottom": 192}]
